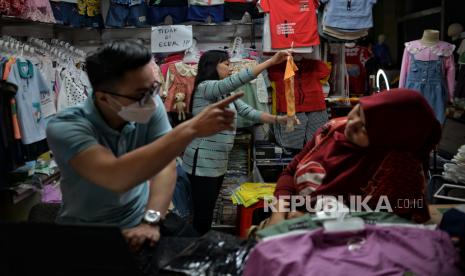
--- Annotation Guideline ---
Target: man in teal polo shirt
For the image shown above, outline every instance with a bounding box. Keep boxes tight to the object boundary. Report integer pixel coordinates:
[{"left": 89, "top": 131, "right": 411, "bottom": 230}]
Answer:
[{"left": 46, "top": 40, "right": 242, "bottom": 252}]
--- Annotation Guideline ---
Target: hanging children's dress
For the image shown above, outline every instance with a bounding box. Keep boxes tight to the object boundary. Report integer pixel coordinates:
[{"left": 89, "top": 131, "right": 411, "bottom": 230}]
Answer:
[
  {"left": 163, "top": 62, "right": 197, "bottom": 114},
  {"left": 400, "top": 40, "right": 455, "bottom": 123}
]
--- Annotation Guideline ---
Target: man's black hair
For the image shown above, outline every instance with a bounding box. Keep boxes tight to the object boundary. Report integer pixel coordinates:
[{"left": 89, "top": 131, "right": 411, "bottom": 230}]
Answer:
[{"left": 85, "top": 40, "right": 152, "bottom": 91}]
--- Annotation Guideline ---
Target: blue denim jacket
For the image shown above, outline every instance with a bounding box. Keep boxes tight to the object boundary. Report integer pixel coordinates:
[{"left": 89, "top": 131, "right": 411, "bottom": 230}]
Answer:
[{"left": 321, "top": 0, "right": 377, "bottom": 30}]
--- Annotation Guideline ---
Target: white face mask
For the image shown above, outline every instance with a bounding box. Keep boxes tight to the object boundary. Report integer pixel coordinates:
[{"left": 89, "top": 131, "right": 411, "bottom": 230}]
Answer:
[{"left": 107, "top": 94, "right": 157, "bottom": 124}]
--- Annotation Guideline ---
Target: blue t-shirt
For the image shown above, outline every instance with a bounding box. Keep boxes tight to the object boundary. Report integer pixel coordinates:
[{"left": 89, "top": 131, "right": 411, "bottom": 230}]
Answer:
[
  {"left": 46, "top": 95, "right": 172, "bottom": 228},
  {"left": 321, "top": 0, "right": 377, "bottom": 30}
]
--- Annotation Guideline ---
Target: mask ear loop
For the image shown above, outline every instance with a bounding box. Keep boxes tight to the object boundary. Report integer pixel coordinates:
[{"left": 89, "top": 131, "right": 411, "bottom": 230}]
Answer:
[{"left": 104, "top": 93, "right": 124, "bottom": 112}]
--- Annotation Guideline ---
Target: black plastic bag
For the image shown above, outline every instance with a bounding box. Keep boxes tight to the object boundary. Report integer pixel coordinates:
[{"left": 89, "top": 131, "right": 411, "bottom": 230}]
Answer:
[{"left": 160, "top": 231, "right": 256, "bottom": 276}]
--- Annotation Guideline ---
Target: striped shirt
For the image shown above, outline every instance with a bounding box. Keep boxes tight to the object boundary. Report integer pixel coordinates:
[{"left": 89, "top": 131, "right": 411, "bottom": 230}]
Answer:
[{"left": 182, "top": 68, "right": 263, "bottom": 177}]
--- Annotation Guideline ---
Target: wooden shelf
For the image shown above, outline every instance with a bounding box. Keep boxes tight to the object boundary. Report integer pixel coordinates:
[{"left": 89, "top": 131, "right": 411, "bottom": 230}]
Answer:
[{"left": 0, "top": 16, "right": 263, "bottom": 45}]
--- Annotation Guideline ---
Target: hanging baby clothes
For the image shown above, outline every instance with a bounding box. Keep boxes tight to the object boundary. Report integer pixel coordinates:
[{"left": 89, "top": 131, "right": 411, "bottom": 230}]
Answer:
[
  {"left": 31, "top": 56, "right": 57, "bottom": 118},
  {"left": 6, "top": 59, "right": 51, "bottom": 144},
  {"left": 259, "top": 0, "right": 320, "bottom": 49},
  {"left": 320, "top": 0, "right": 376, "bottom": 41},
  {"left": 284, "top": 56, "right": 298, "bottom": 132},
  {"left": 229, "top": 59, "right": 270, "bottom": 128},
  {"left": 20, "top": 0, "right": 56, "bottom": 23},
  {"left": 163, "top": 62, "right": 197, "bottom": 114},
  {"left": 345, "top": 45, "right": 372, "bottom": 95},
  {"left": 56, "top": 68, "right": 91, "bottom": 111},
  {"left": 0, "top": 0, "right": 26, "bottom": 16},
  {"left": 399, "top": 40, "right": 455, "bottom": 123}
]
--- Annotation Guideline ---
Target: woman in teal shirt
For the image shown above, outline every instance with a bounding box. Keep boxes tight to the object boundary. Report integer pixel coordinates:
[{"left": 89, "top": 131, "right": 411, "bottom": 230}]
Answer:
[{"left": 182, "top": 50, "right": 290, "bottom": 233}]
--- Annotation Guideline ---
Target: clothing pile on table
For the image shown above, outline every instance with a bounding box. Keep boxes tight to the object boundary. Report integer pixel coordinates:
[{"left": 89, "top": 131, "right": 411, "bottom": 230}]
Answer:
[
  {"left": 443, "top": 145, "right": 465, "bottom": 184},
  {"left": 246, "top": 224, "right": 462, "bottom": 275},
  {"left": 244, "top": 208, "right": 463, "bottom": 276}
]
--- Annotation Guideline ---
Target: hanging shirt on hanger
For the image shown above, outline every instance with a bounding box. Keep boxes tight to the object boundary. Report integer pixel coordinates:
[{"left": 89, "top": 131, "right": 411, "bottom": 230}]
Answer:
[
  {"left": 320, "top": 0, "right": 377, "bottom": 30},
  {"left": 262, "top": 14, "right": 315, "bottom": 53},
  {"left": 259, "top": 0, "right": 320, "bottom": 49},
  {"left": 7, "top": 58, "right": 51, "bottom": 144},
  {"left": 32, "top": 56, "right": 57, "bottom": 117},
  {"left": 163, "top": 62, "right": 197, "bottom": 113},
  {"left": 229, "top": 59, "right": 270, "bottom": 128},
  {"left": 345, "top": 45, "right": 372, "bottom": 94},
  {"left": 160, "top": 53, "right": 184, "bottom": 77},
  {"left": 56, "top": 68, "right": 90, "bottom": 112},
  {"left": 20, "top": 0, "right": 56, "bottom": 23},
  {"left": 230, "top": 59, "right": 268, "bottom": 104}
]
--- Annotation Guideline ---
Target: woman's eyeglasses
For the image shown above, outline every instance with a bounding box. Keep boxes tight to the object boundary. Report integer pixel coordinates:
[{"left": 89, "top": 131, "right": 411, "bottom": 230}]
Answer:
[{"left": 100, "top": 82, "right": 161, "bottom": 106}]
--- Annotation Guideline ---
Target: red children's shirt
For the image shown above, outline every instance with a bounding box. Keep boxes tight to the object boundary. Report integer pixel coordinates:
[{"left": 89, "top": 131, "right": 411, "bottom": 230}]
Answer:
[
  {"left": 345, "top": 45, "right": 372, "bottom": 94},
  {"left": 268, "top": 58, "right": 330, "bottom": 113},
  {"left": 259, "top": 0, "right": 320, "bottom": 49}
]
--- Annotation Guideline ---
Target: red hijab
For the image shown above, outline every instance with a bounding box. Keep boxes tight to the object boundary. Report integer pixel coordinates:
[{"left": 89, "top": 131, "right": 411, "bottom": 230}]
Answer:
[
  {"left": 360, "top": 89, "right": 442, "bottom": 164},
  {"left": 294, "top": 89, "right": 441, "bottom": 221}
]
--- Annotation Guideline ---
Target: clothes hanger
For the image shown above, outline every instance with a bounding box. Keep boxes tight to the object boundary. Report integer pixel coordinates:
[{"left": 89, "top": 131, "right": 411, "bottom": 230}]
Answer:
[
  {"left": 229, "top": 36, "right": 244, "bottom": 62},
  {"left": 323, "top": 215, "right": 365, "bottom": 233},
  {"left": 183, "top": 38, "right": 200, "bottom": 64},
  {"left": 344, "top": 42, "right": 356, "bottom": 48},
  {"left": 316, "top": 197, "right": 365, "bottom": 233}
]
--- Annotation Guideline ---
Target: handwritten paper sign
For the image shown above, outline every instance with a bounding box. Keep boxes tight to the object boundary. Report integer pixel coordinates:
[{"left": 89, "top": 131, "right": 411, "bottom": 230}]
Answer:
[{"left": 151, "top": 25, "right": 193, "bottom": 53}]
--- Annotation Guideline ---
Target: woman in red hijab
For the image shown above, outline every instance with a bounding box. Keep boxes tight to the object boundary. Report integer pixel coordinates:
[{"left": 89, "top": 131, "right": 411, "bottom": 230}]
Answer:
[{"left": 269, "top": 89, "right": 442, "bottom": 225}]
